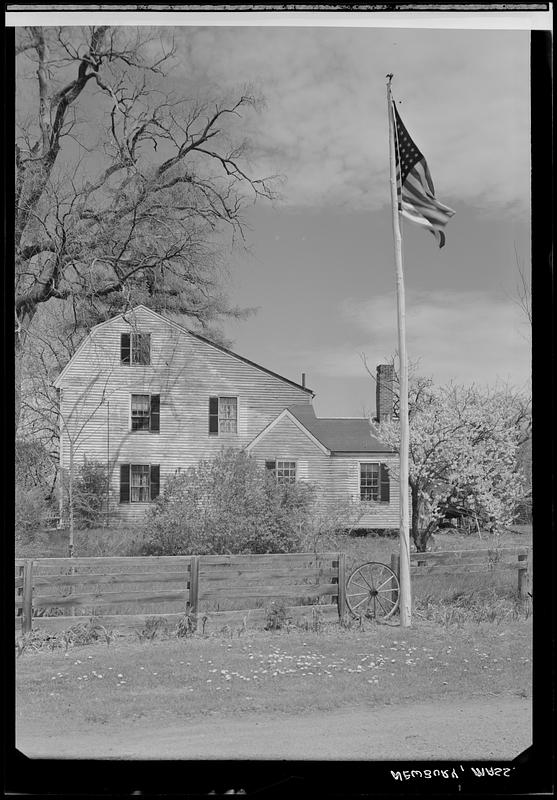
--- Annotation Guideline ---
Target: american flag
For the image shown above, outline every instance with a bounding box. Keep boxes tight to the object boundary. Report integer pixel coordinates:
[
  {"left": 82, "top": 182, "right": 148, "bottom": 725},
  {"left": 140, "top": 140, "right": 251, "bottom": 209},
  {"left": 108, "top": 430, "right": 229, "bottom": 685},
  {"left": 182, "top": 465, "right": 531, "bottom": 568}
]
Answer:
[{"left": 393, "top": 102, "right": 455, "bottom": 248}]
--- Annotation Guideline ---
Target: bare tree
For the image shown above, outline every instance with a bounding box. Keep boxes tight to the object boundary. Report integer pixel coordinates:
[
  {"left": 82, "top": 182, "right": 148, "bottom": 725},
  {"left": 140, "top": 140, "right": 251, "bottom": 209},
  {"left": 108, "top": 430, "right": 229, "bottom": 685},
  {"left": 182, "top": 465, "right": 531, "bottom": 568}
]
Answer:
[{"left": 15, "top": 26, "right": 278, "bottom": 428}]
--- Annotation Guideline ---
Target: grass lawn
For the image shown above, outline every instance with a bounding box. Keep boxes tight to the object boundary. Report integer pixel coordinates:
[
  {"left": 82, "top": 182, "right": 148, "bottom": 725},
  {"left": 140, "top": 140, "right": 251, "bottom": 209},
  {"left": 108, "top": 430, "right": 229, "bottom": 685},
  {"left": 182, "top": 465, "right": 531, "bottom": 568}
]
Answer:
[
  {"left": 16, "top": 617, "right": 532, "bottom": 731},
  {"left": 16, "top": 524, "right": 533, "bottom": 562}
]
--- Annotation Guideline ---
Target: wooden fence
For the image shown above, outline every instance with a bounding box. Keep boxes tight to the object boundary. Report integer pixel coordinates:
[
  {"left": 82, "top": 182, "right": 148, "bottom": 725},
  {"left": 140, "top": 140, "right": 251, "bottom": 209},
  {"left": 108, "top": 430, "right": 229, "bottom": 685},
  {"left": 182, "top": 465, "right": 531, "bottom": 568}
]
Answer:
[
  {"left": 390, "top": 546, "right": 531, "bottom": 598},
  {"left": 15, "top": 552, "right": 346, "bottom": 634}
]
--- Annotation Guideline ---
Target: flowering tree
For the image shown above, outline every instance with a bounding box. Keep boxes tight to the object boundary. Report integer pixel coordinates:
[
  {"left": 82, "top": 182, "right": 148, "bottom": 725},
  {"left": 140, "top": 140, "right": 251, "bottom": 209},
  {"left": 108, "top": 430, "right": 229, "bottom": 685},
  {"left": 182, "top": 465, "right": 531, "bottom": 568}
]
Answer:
[{"left": 371, "top": 378, "right": 531, "bottom": 551}]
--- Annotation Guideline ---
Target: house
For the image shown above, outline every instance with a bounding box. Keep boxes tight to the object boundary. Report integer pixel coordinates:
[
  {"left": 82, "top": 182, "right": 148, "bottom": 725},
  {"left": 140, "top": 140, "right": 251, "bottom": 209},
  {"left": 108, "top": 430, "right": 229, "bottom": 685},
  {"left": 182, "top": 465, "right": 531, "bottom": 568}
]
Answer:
[{"left": 54, "top": 306, "right": 398, "bottom": 529}]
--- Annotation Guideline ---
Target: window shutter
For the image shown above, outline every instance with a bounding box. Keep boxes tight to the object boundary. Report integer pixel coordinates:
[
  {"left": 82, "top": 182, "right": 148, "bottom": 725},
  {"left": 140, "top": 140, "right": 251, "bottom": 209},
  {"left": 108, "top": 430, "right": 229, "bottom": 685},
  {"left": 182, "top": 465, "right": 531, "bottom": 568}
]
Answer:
[
  {"left": 121, "top": 333, "right": 131, "bottom": 364},
  {"left": 150, "top": 394, "right": 160, "bottom": 432},
  {"left": 150, "top": 465, "right": 160, "bottom": 500},
  {"left": 265, "top": 460, "right": 276, "bottom": 471},
  {"left": 296, "top": 461, "right": 308, "bottom": 481},
  {"left": 120, "top": 464, "right": 130, "bottom": 503},
  {"left": 380, "top": 463, "right": 390, "bottom": 502},
  {"left": 209, "top": 397, "right": 219, "bottom": 434}
]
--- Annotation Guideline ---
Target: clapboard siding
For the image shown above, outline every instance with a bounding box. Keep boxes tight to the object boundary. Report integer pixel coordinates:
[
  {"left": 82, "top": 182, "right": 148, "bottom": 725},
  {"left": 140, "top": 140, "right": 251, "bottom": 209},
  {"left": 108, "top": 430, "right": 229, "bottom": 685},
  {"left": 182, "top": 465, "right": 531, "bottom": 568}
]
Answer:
[
  {"left": 249, "top": 417, "right": 400, "bottom": 529},
  {"left": 57, "top": 307, "right": 312, "bottom": 522},
  {"left": 329, "top": 455, "right": 401, "bottom": 528},
  {"left": 249, "top": 415, "right": 332, "bottom": 488}
]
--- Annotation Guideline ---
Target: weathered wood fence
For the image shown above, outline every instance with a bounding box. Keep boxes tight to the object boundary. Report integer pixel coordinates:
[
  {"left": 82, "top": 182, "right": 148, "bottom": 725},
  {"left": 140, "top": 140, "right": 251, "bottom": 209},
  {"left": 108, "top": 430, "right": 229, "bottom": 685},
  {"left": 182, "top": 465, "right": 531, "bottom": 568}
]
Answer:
[
  {"left": 15, "top": 552, "right": 346, "bottom": 634},
  {"left": 390, "top": 546, "right": 531, "bottom": 597}
]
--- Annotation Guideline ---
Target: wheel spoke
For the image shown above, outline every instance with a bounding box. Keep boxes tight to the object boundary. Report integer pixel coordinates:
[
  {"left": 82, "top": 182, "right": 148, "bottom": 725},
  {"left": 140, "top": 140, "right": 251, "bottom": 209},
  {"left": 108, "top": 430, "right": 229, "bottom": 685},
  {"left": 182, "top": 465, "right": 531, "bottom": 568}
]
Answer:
[
  {"left": 350, "top": 579, "right": 370, "bottom": 592},
  {"left": 375, "top": 595, "right": 390, "bottom": 616},
  {"left": 377, "top": 593, "right": 395, "bottom": 607},
  {"left": 345, "top": 562, "right": 400, "bottom": 619},
  {"left": 376, "top": 575, "right": 393, "bottom": 591},
  {"left": 351, "top": 595, "right": 370, "bottom": 612},
  {"left": 357, "top": 570, "right": 374, "bottom": 591}
]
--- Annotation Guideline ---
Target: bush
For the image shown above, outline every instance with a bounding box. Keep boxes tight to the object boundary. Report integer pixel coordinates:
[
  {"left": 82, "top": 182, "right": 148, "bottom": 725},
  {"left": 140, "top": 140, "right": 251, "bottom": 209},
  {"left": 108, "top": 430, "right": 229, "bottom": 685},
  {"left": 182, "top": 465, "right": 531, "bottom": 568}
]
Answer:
[
  {"left": 72, "top": 460, "right": 109, "bottom": 528},
  {"left": 15, "top": 485, "right": 49, "bottom": 544},
  {"left": 142, "top": 450, "right": 316, "bottom": 555},
  {"left": 16, "top": 438, "right": 55, "bottom": 492}
]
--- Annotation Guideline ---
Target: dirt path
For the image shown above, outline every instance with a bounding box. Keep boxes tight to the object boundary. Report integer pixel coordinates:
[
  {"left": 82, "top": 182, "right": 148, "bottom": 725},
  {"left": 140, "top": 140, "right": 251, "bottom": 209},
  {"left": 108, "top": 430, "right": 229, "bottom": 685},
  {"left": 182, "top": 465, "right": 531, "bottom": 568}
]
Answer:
[{"left": 17, "top": 695, "right": 530, "bottom": 760}]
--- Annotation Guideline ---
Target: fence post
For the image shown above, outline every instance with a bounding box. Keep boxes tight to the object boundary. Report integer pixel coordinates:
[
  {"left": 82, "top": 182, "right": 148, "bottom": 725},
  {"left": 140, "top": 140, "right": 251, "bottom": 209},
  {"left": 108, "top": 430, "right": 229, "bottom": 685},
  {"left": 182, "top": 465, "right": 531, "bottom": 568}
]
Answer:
[
  {"left": 517, "top": 552, "right": 529, "bottom": 599},
  {"left": 337, "top": 552, "right": 347, "bottom": 619},
  {"left": 189, "top": 556, "right": 200, "bottom": 616},
  {"left": 390, "top": 553, "right": 400, "bottom": 609},
  {"left": 22, "top": 560, "right": 34, "bottom": 635}
]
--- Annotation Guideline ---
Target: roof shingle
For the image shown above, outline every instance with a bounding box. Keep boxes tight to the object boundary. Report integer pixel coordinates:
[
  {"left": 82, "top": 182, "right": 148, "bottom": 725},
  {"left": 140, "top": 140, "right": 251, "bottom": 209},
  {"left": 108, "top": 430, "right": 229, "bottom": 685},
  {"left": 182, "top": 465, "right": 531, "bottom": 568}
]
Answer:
[{"left": 287, "top": 405, "right": 392, "bottom": 453}]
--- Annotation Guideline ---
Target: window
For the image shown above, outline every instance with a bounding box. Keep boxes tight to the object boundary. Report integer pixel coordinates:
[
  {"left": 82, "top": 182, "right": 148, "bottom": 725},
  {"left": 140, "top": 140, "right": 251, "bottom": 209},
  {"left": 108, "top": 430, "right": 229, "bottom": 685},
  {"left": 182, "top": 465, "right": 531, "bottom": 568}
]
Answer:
[
  {"left": 121, "top": 332, "right": 150, "bottom": 365},
  {"left": 120, "top": 464, "right": 160, "bottom": 503},
  {"left": 266, "top": 460, "right": 297, "bottom": 485},
  {"left": 131, "top": 394, "right": 160, "bottom": 432},
  {"left": 360, "top": 462, "right": 390, "bottom": 502},
  {"left": 208, "top": 396, "right": 238, "bottom": 435}
]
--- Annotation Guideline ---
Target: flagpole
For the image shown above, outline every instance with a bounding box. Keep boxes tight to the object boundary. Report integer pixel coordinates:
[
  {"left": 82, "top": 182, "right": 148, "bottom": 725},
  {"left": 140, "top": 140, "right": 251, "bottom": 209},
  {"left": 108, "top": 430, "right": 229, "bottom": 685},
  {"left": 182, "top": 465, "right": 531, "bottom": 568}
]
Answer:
[{"left": 386, "top": 74, "right": 412, "bottom": 627}]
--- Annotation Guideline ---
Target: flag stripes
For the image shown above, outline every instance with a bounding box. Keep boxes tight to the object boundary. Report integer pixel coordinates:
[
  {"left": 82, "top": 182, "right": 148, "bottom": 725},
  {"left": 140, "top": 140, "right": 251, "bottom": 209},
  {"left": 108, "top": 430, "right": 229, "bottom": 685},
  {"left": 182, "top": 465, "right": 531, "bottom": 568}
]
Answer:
[{"left": 392, "top": 102, "right": 454, "bottom": 248}]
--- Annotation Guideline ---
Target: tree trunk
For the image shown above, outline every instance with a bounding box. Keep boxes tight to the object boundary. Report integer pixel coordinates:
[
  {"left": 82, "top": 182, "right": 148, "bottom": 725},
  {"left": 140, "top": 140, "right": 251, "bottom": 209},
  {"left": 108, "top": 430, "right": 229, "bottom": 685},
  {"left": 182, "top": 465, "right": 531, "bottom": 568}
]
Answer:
[
  {"left": 409, "top": 481, "right": 437, "bottom": 552},
  {"left": 15, "top": 306, "right": 38, "bottom": 434},
  {"left": 68, "top": 440, "right": 75, "bottom": 558}
]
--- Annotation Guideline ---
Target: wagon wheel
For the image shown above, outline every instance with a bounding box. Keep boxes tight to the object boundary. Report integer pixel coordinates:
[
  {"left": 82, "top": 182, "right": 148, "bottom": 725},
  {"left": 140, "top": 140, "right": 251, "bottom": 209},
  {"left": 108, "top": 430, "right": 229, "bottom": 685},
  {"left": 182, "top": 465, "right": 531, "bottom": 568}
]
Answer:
[{"left": 346, "top": 561, "right": 400, "bottom": 620}]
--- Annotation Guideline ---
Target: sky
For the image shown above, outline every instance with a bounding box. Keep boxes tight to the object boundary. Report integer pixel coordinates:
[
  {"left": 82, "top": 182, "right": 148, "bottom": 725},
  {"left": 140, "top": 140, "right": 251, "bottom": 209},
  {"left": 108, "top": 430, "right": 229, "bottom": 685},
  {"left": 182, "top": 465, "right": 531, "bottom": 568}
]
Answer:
[
  {"left": 14, "top": 13, "right": 533, "bottom": 418},
  {"left": 176, "top": 23, "right": 532, "bottom": 417}
]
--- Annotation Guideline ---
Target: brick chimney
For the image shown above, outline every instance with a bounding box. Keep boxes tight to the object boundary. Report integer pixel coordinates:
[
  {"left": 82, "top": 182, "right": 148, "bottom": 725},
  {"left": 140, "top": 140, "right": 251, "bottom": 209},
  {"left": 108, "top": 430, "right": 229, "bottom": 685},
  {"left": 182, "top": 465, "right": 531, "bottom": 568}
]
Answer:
[{"left": 376, "top": 364, "right": 394, "bottom": 422}]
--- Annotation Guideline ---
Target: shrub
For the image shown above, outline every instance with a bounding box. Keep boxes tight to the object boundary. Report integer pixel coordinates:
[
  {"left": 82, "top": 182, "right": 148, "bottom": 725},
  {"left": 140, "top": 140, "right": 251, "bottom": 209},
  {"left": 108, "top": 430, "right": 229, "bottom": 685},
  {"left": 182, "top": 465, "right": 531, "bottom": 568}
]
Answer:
[
  {"left": 72, "top": 460, "right": 109, "bottom": 528},
  {"left": 142, "top": 450, "right": 315, "bottom": 555},
  {"left": 299, "top": 498, "right": 367, "bottom": 553},
  {"left": 15, "top": 485, "right": 49, "bottom": 544},
  {"left": 264, "top": 600, "right": 288, "bottom": 631},
  {"left": 16, "top": 438, "right": 55, "bottom": 492}
]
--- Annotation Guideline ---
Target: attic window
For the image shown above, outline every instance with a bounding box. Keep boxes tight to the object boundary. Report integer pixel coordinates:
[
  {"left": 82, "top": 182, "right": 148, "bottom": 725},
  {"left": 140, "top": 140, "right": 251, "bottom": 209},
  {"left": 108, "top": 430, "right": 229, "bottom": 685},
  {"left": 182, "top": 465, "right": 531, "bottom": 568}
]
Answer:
[
  {"left": 121, "top": 332, "right": 150, "bottom": 365},
  {"left": 360, "top": 462, "right": 390, "bottom": 503}
]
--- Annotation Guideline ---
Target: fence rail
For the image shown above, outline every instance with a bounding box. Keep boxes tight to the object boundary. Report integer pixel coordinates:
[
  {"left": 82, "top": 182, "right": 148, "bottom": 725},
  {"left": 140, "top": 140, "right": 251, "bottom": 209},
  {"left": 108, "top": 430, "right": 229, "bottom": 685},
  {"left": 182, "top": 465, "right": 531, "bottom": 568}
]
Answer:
[
  {"left": 14, "top": 552, "right": 345, "bottom": 634},
  {"left": 390, "top": 546, "right": 531, "bottom": 597}
]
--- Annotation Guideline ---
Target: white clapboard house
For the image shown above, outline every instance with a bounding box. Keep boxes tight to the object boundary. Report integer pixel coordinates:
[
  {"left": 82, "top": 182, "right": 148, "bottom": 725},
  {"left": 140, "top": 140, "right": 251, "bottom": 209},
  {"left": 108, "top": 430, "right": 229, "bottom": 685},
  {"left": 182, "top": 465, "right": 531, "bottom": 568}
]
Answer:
[{"left": 54, "top": 306, "right": 399, "bottom": 528}]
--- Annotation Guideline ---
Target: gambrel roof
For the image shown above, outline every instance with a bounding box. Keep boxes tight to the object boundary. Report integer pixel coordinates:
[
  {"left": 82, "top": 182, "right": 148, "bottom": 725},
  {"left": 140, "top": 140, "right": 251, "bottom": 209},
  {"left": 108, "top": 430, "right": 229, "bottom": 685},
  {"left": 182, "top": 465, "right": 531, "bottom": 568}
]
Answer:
[{"left": 54, "top": 305, "right": 314, "bottom": 395}]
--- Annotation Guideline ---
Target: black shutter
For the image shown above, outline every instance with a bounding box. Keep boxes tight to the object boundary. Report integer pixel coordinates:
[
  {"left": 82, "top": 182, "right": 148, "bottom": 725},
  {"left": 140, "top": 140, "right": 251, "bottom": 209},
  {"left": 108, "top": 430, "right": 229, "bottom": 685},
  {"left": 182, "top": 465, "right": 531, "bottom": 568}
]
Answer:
[
  {"left": 380, "top": 463, "right": 390, "bottom": 502},
  {"left": 121, "top": 333, "right": 131, "bottom": 364},
  {"left": 120, "top": 464, "right": 130, "bottom": 503},
  {"left": 150, "top": 394, "right": 160, "bottom": 432},
  {"left": 150, "top": 465, "right": 160, "bottom": 500},
  {"left": 265, "top": 460, "right": 276, "bottom": 471},
  {"left": 209, "top": 397, "right": 219, "bottom": 434}
]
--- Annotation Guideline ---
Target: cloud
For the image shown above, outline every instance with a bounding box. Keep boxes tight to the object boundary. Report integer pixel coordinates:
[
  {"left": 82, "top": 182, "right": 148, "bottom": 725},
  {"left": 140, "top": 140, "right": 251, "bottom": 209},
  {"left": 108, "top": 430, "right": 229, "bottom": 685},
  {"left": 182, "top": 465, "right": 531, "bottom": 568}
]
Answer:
[
  {"left": 169, "top": 26, "right": 530, "bottom": 215},
  {"left": 300, "top": 289, "right": 531, "bottom": 390}
]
